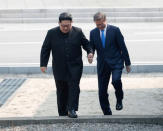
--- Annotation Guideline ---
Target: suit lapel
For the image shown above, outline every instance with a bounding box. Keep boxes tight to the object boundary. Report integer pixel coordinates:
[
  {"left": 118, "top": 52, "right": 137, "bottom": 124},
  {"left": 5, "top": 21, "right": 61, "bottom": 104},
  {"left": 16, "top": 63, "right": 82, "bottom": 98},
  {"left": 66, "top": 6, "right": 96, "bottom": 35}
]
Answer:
[{"left": 105, "top": 25, "right": 111, "bottom": 48}]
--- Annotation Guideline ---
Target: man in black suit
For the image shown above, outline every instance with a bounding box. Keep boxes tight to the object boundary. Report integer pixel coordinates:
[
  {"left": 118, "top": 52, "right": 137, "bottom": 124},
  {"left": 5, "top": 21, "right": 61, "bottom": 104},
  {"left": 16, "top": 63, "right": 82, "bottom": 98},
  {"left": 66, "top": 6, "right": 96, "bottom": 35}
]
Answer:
[
  {"left": 40, "top": 12, "right": 93, "bottom": 118},
  {"left": 89, "top": 12, "right": 131, "bottom": 115}
]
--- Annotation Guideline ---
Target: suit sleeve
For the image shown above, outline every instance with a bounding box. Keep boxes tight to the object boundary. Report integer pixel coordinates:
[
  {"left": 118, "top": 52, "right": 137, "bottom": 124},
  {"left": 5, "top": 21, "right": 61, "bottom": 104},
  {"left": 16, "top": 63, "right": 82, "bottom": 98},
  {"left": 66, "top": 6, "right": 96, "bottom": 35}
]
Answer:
[
  {"left": 40, "top": 30, "right": 51, "bottom": 67},
  {"left": 116, "top": 27, "right": 131, "bottom": 66},
  {"left": 80, "top": 30, "right": 93, "bottom": 54},
  {"left": 89, "top": 31, "right": 95, "bottom": 55}
]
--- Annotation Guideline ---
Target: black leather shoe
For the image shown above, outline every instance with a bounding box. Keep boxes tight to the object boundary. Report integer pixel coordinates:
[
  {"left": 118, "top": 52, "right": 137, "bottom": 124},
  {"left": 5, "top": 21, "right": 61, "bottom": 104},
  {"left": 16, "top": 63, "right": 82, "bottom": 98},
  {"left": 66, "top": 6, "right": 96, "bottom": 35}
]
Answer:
[
  {"left": 104, "top": 109, "right": 112, "bottom": 115},
  {"left": 68, "top": 110, "right": 78, "bottom": 118},
  {"left": 116, "top": 100, "right": 123, "bottom": 110}
]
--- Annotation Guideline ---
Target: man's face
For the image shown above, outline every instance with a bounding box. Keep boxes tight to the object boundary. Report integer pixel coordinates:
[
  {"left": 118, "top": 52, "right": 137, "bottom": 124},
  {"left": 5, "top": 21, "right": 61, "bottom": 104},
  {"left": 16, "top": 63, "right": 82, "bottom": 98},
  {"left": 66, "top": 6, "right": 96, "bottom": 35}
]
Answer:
[
  {"left": 59, "top": 20, "right": 72, "bottom": 33},
  {"left": 95, "top": 19, "right": 107, "bottom": 30}
]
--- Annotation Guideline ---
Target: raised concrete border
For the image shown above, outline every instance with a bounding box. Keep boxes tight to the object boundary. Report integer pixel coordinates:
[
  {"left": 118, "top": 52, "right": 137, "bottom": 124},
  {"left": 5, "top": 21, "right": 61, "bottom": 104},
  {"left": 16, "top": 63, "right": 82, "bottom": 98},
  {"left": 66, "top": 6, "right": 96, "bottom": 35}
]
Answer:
[
  {"left": 0, "top": 115, "right": 162, "bottom": 126},
  {"left": 0, "top": 65, "right": 163, "bottom": 74}
]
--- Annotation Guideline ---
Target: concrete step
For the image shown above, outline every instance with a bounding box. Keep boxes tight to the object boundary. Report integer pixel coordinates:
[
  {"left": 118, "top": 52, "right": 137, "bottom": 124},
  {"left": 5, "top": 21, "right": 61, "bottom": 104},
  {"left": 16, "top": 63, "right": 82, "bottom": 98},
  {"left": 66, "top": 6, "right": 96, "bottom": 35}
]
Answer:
[
  {"left": 1, "top": 12, "right": 163, "bottom": 18},
  {"left": 1, "top": 17, "right": 163, "bottom": 23},
  {"left": 0, "top": 17, "right": 163, "bottom": 23},
  {"left": 0, "top": 115, "right": 162, "bottom": 125},
  {"left": 0, "top": 0, "right": 163, "bottom": 9},
  {"left": 0, "top": 8, "right": 163, "bottom": 23},
  {"left": 1, "top": 8, "right": 163, "bottom": 13}
]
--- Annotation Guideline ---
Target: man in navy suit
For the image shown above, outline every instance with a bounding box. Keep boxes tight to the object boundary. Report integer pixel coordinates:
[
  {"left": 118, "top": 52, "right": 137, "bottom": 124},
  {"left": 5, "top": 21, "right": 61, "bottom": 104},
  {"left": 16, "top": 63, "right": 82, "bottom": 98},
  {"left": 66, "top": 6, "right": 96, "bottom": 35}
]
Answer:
[{"left": 89, "top": 12, "right": 131, "bottom": 115}]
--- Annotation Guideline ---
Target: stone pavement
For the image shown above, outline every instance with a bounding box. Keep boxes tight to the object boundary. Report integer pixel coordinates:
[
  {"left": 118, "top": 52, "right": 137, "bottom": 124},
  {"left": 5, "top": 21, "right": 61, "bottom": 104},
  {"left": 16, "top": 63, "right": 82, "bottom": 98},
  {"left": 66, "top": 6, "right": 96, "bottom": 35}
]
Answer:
[{"left": 0, "top": 73, "right": 162, "bottom": 118}]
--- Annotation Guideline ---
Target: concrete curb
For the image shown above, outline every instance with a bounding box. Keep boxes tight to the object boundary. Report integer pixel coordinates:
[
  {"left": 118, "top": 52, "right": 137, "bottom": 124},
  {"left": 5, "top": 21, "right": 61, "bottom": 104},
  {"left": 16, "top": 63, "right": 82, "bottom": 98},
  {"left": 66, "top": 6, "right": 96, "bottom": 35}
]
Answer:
[
  {"left": 0, "top": 115, "right": 162, "bottom": 126},
  {"left": 0, "top": 65, "right": 163, "bottom": 74}
]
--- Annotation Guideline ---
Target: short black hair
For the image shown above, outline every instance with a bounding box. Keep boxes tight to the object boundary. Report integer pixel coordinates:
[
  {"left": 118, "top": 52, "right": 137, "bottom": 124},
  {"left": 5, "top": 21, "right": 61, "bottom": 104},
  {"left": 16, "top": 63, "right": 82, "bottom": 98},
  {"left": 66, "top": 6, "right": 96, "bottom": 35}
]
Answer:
[{"left": 59, "top": 12, "right": 72, "bottom": 22}]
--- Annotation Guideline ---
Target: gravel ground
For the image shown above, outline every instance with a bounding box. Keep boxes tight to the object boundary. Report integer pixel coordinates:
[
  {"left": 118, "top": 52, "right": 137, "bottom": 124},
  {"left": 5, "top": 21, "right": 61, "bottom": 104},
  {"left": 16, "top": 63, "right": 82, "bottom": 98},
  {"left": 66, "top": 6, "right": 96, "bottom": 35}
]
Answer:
[{"left": 0, "top": 123, "right": 162, "bottom": 131}]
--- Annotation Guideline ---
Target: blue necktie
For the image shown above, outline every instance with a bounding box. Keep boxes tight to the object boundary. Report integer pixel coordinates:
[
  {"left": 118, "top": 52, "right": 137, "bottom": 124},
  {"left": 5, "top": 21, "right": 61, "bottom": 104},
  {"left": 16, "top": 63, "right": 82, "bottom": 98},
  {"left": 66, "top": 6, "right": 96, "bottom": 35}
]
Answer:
[{"left": 101, "top": 30, "right": 105, "bottom": 48}]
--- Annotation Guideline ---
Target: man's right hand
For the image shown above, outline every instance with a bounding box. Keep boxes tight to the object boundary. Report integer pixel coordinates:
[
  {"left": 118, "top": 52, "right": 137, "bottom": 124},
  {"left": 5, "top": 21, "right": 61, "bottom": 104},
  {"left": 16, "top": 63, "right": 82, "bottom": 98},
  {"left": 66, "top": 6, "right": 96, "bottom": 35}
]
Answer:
[
  {"left": 126, "top": 65, "right": 131, "bottom": 73},
  {"left": 40, "top": 67, "right": 47, "bottom": 73}
]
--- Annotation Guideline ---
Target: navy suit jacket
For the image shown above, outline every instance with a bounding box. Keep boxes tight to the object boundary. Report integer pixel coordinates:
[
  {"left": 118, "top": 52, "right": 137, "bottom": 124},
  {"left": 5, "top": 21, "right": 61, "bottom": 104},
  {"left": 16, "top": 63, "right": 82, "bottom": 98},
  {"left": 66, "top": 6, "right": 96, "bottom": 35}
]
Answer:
[{"left": 90, "top": 24, "right": 131, "bottom": 74}]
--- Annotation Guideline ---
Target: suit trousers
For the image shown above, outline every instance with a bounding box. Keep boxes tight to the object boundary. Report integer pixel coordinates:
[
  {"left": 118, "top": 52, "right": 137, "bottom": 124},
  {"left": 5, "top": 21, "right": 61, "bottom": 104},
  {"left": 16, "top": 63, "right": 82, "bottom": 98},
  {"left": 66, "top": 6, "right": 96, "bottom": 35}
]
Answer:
[
  {"left": 55, "top": 80, "right": 80, "bottom": 116},
  {"left": 98, "top": 62, "right": 124, "bottom": 114}
]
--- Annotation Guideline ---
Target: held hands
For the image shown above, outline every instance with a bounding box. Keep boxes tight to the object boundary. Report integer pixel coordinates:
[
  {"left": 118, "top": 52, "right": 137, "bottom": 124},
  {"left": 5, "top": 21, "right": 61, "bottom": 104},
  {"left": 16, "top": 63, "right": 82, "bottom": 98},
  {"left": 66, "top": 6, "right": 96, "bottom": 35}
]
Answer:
[
  {"left": 40, "top": 67, "right": 47, "bottom": 73},
  {"left": 87, "top": 53, "right": 94, "bottom": 64},
  {"left": 126, "top": 65, "right": 131, "bottom": 73}
]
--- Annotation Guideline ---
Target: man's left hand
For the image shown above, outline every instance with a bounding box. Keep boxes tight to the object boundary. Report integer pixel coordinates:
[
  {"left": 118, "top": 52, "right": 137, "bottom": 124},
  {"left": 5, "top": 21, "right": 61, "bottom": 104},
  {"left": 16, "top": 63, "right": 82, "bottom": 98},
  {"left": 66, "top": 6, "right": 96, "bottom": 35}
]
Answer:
[{"left": 87, "top": 53, "right": 94, "bottom": 64}]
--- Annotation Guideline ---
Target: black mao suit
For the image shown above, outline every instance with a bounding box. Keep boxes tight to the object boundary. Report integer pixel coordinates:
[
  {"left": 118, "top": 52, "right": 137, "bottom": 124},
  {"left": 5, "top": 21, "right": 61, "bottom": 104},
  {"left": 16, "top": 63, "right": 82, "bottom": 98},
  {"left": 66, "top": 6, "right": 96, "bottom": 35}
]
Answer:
[{"left": 40, "top": 26, "right": 92, "bottom": 115}]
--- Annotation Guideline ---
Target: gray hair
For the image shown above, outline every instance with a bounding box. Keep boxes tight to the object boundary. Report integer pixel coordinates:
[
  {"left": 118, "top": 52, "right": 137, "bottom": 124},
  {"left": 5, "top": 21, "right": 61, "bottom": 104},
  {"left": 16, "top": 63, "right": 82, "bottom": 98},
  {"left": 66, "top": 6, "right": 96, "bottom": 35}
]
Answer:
[{"left": 93, "top": 12, "right": 106, "bottom": 21}]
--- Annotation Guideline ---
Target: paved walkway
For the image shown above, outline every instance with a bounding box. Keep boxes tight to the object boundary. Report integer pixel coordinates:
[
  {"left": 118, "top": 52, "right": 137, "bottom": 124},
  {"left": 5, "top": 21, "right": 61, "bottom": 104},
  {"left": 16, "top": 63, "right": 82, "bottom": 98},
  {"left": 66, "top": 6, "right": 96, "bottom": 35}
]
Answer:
[
  {"left": 0, "top": 0, "right": 163, "bottom": 9},
  {"left": 0, "top": 22, "right": 163, "bottom": 67},
  {"left": 0, "top": 74, "right": 162, "bottom": 118}
]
